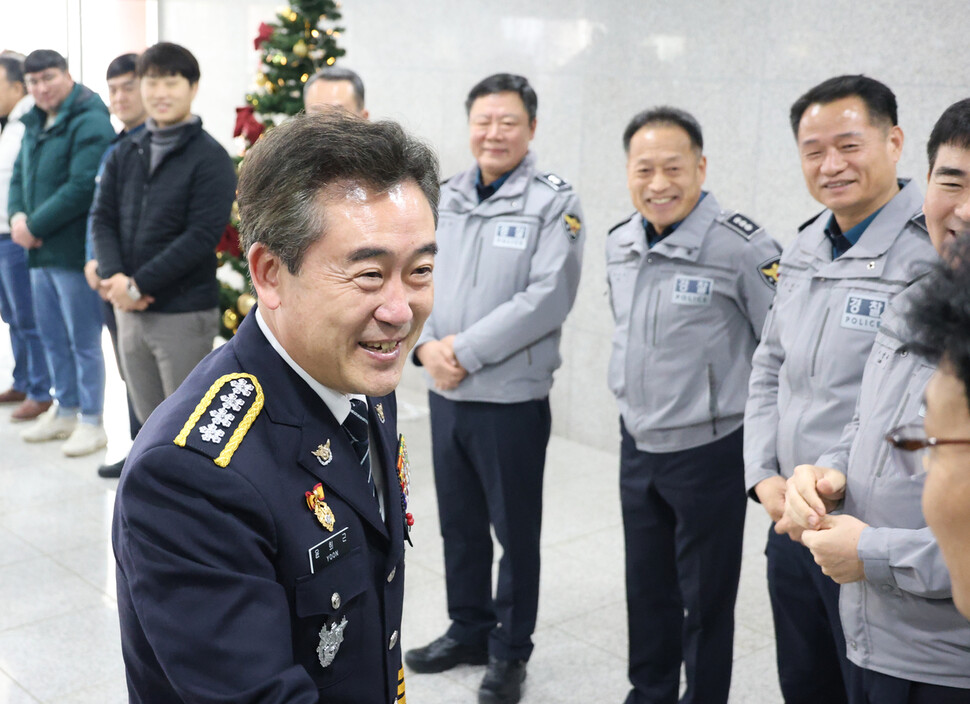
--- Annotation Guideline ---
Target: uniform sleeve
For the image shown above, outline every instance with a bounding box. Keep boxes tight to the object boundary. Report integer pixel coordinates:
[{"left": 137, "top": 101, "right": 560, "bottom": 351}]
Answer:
[
  {"left": 743, "top": 297, "right": 785, "bottom": 494},
  {"left": 736, "top": 231, "right": 782, "bottom": 340},
  {"left": 130, "top": 144, "right": 237, "bottom": 294},
  {"left": 858, "top": 525, "right": 953, "bottom": 599},
  {"left": 26, "top": 112, "right": 114, "bottom": 239},
  {"left": 90, "top": 146, "right": 124, "bottom": 276},
  {"left": 452, "top": 190, "right": 584, "bottom": 373},
  {"left": 114, "top": 444, "right": 319, "bottom": 703},
  {"left": 814, "top": 403, "right": 859, "bottom": 474}
]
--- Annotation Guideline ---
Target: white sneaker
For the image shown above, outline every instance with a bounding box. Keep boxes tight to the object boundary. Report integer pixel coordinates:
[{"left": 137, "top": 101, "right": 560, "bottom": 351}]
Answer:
[
  {"left": 21, "top": 405, "right": 77, "bottom": 443},
  {"left": 62, "top": 423, "right": 108, "bottom": 457}
]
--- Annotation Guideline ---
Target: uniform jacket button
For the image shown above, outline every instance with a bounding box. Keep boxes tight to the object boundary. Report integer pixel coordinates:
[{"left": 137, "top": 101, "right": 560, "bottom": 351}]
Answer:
[
  {"left": 387, "top": 567, "right": 397, "bottom": 583},
  {"left": 388, "top": 630, "right": 398, "bottom": 650},
  {"left": 331, "top": 592, "right": 341, "bottom": 609}
]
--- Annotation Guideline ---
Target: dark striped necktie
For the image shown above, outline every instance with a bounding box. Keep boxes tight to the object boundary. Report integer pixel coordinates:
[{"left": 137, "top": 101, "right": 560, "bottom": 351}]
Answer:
[{"left": 343, "top": 398, "right": 377, "bottom": 503}]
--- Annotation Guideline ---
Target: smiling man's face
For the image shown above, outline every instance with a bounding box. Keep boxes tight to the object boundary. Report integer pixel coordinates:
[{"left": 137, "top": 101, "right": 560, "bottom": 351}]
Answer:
[
  {"left": 796, "top": 95, "right": 903, "bottom": 231},
  {"left": 257, "top": 180, "right": 436, "bottom": 397},
  {"left": 924, "top": 143, "right": 970, "bottom": 256},
  {"left": 626, "top": 123, "right": 706, "bottom": 232}
]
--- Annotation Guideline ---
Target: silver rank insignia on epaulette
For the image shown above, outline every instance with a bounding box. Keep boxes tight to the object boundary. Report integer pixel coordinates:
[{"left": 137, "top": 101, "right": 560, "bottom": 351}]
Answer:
[
  {"left": 536, "top": 171, "right": 571, "bottom": 191},
  {"left": 317, "top": 616, "right": 348, "bottom": 668},
  {"left": 174, "top": 373, "right": 264, "bottom": 466},
  {"left": 722, "top": 212, "right": 761, "bottom": 240}
]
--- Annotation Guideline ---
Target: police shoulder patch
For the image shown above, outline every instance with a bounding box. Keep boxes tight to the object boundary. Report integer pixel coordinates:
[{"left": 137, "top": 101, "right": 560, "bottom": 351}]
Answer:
[
  {"left": 174, "top": 372, "right": 264, "bottom": 467},
  {"left": 535, "top": 171, "right": 571, "bottom": 191},
  {"left": 721, "top": 212, "right": 761, "bottom": 240},
  {"left": 562, "top": 212, "right": 582, "bottom": 241},
  {"left": 758, "top": 255, "right": 781, "bottom": 289},
  {"left": 798, "top": 210, "right": 826, "bottom": 232}
]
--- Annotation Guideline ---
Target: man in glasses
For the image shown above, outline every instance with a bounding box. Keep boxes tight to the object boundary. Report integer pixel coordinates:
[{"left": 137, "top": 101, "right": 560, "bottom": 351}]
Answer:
[
  {"left": 906, "top": 231, "right": 970, "bottom": 621},
  {"left": 785, "top": 99, "right": 970, "bottom": 702}
]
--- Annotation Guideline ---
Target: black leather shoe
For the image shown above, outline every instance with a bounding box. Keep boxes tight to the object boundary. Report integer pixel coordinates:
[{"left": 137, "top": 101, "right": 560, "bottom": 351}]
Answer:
[
  {"left": 404, "top": 634, "right": 488, "bottom": 673},
  {"left": 97, "top": 457, "right": 126, "bottom": 478},
  {"left": 478, "top": 657, "right": 527, "bottom": 704}
]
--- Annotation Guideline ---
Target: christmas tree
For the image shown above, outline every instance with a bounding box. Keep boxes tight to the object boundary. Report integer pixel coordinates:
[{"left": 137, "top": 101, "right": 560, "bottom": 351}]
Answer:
[{"left": 217, "top": 0, "right": 346, "bottom": 338}]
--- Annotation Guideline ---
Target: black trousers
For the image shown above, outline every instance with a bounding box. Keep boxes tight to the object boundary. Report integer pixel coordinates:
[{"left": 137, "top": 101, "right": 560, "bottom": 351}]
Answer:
[
  {"left": 429, "top": 393, "right": 551, "bottom": 662},
  {"left": 620, "top": 422, "right": 746, "bottom": 704},
  {"left": 766, "top": 525, "right": 850, "bottom": 704},
  {"left": 846, "top": 662, "right": 970, "bottom": 704}
]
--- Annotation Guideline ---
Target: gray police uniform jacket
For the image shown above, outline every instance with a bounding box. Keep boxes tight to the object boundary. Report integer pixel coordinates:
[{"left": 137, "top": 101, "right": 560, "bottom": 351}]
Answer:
[
  {"left": 417, "top": 151, "right": 584, "bottom": 403},
  {"left": 815, "top": 281, "right": 970, "bottom": 688},
  {"left": 744, "top": 179, "right": 936, "bottom": 492},
  {"left": 607, "top": 193, "right": 782, "bottom": 453}
]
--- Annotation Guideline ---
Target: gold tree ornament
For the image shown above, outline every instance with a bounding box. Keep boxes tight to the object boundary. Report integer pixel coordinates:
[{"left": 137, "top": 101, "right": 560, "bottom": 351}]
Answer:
[
  {"left": 293, "top": 39, "right": 308, "bottom": 57},
  {"left": 237, "top": 294, "right": 257, "bottom": 317}
]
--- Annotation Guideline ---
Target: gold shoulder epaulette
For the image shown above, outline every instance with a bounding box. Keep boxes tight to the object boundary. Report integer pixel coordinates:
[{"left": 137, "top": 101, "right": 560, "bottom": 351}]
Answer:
[{"left": 174, "top": 372, "right": 264, "bottom": 467}]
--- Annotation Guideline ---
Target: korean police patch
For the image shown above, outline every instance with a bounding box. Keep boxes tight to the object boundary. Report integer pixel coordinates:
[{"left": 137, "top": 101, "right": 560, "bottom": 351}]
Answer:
[
  {"left": 562, "top": 213, "right": 582, "bottom": 241},
  {"left": 840, "top": 292, "right": 888, "bottom": 331},
  {"left": 758, "top": 255, "right": 781, "bottom": 289},
  {"left": 493, "top": 222, "right": 530, "bottom": 250},
  {"left": 671, "top": 275, "right": 714, "bottom": 305}
]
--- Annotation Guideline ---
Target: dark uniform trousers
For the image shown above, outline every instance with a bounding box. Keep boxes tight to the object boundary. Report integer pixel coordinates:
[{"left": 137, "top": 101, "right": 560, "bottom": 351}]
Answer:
[
  {"left": 766, "top": 527, "right": 850, "bottom": 704},
  {"left": 846, "top": 662, "right": 970, "bottom": 704},
  {"left": 429, "top": 392, "right": 551, "bottom": 662},
  {"left": 620, "top": 422, "right": 746, "bottom": 704}
]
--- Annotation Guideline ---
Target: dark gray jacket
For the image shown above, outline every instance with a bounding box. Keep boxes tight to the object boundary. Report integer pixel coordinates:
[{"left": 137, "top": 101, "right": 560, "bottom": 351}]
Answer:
[{"left": 91, "top": 118, "right": 236, "bottom": 313}]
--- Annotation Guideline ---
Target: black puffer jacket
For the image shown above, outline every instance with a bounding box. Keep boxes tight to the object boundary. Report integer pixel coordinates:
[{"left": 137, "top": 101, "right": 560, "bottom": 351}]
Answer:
[{"left": 91, "top": 118, "right": 236, "bottom": 313}]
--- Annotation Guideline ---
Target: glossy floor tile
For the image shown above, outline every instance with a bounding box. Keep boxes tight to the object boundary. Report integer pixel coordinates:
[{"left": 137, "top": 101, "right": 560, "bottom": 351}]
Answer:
[{"left": 0, "top": 328, "right": 781, "bottom": 703}]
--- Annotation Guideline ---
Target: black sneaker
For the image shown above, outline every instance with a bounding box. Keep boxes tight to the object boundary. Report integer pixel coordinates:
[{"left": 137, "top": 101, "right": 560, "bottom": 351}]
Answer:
[
  {"left": 97, "top": 457, "right": 126, "bottom": 478},
  {"left": 478, "top": 657, "right": 526, "bottom": 704},
  {"left": 404, "top": 634, "right": 488, "bottom": 673}
]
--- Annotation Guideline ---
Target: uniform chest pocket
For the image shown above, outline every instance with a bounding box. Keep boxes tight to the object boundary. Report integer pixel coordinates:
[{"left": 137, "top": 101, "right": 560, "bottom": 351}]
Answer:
[
  {"left": 295, "top": 547, "right": 368, "bottom": 686},
  {"left": 475, "top": 216, "right": 540, "bottom": 292},
  {"left": 295, "top": 546, "right": 366, "bottom": 618},
  {"left": 606, "top": 248, "right": 640, "bottom": 322}
]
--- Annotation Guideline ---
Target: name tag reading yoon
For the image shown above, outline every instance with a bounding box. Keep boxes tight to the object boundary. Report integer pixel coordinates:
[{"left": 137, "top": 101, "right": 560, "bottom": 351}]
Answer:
[
  {"left": 671, "top": 275, "right": 713, "bottom": 306},
  {"left": 493, "top": 222, "right": 530, "bottom": 250},
  {"left": 841, "top": 293, "right": 888, "bottom": 331}
]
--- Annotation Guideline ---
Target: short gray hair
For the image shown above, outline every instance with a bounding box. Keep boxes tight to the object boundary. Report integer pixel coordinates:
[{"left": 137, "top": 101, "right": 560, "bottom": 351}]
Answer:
[
  {"left": 303, "top": 66, "right": 365, "bottom": 111},
  {"left": 238, "top": 110, "right": 439, "bottom": 274}
]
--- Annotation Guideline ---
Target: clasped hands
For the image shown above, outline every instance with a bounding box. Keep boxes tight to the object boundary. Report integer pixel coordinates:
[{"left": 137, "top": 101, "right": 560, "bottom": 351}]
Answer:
[
  {"left": 416, "top": 335, "right": 467, "bottom": 391},
  {"left": 759, "top": 465, "right": 868, "bottom": 584}
]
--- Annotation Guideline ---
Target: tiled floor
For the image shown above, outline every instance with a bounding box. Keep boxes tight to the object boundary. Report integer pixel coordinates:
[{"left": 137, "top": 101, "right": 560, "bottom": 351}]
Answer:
[{"left": 0, "top": 328, "right": 782, "bottom": 703}]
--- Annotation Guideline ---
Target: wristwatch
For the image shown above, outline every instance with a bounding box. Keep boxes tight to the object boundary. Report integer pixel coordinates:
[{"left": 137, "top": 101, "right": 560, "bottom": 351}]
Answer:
[{"left": 126, "top": 277, "right": 142, "bottom": 302}]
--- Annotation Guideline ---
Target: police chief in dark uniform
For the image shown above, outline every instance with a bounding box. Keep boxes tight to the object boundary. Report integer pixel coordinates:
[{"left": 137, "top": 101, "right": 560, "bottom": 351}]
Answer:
[{"left": 111, "top": 111, "right": 440, "bottom": 703}]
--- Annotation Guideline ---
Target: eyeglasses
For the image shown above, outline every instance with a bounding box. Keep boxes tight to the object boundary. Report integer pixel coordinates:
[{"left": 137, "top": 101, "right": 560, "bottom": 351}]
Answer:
[{"left": 885, "top": 423, "right": 970, "bottom": 476}]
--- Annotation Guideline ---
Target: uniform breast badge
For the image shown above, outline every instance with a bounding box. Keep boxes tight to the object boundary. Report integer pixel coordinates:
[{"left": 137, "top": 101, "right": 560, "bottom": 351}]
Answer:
[
  {"left": 317, "top": 616, "right": 348, "bottom": 668},
  {"left": 397, "top": 434, "right": 414, "bottom": 545},
  {"left": 312, "top": 440, "right": 333, "bottom": 466},
  {"left": 306, "top": 483, "right": 336, "bottom": 531},
  {"left": 376, "top": 403, "right": 385, "bottom": 423}
]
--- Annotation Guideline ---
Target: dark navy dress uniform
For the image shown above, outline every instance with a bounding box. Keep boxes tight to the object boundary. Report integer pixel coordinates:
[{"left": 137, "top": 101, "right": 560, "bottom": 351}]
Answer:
[{"left": 113, "top": 311, "right": 410, "bottom": 703}]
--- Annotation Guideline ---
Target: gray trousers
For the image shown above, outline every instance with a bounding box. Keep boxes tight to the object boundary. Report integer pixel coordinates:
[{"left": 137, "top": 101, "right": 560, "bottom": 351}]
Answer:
[{"left": 116, "top": 308, "right": 219, "bottom": 424}]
